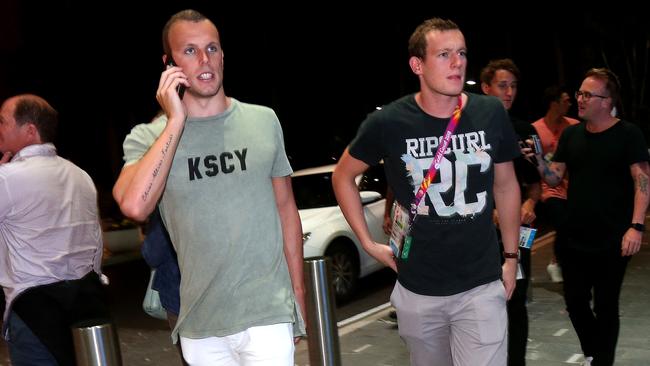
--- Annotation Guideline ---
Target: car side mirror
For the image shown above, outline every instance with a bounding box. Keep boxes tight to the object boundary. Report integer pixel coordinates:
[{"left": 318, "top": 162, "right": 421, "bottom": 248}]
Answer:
[{"left": 359, "top": 190, "right": 382, "bottom": 204}]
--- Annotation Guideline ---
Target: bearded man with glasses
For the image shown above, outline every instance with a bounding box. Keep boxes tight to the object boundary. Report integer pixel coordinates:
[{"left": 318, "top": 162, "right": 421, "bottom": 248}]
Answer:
[{"left": 527, "top": 68, "right": 650, "bottom": 366}]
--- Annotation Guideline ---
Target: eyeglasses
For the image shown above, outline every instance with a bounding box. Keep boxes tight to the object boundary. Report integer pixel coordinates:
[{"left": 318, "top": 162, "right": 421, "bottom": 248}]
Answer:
[{"left": 575, "top": 90, "right": 609, "bottom": 101}]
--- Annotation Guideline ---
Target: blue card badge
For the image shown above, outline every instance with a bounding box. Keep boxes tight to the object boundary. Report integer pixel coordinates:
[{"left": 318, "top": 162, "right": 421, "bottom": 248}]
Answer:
[{"left": 518, "top": 226, "right": 537, "bottom": 249}]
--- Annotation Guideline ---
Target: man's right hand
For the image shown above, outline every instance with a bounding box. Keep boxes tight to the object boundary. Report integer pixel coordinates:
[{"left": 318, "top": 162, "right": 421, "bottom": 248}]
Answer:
[{"left": 156, "top": 65, "right": 188, "bottom": 124}]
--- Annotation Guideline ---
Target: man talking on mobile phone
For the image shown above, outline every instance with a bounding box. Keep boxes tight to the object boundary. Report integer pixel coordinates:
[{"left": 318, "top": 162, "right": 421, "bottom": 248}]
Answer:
[{"left": 113, "top": 9, "right": 305, "bottom": 366}]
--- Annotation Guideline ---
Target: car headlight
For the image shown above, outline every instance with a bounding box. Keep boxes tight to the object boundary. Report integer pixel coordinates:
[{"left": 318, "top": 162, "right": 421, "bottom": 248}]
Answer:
[{"left": 302, "top": 232, "right": 311, "bottom": 243}]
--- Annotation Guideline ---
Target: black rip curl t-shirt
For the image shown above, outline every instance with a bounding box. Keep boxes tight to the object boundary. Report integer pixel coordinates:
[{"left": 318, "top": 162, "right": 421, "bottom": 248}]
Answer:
[{"left": 350, "top": 93, "right": 519, "bottom": 296}]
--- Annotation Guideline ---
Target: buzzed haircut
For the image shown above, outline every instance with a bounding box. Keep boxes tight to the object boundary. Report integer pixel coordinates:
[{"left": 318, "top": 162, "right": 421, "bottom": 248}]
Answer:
[
  {"left": 162, "top": 9, "right": 211, "bottom": 57},
  {"left": 408, "top": 18, "right": 460, "bottom": 59}
]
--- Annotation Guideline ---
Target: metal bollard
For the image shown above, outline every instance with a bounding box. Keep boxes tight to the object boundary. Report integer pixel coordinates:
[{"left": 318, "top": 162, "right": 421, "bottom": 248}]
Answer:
[
  {"left": 304, "top": 256, "right": 341, "bottom": 366},
  {"left": 71, "top": 321, "right": 122, "bottom": 366}
]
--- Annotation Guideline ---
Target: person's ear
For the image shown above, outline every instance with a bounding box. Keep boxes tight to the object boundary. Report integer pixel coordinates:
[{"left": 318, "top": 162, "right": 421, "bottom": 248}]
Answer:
[
  {"left": 24, "top": 123, "right": 41, "bottom": 142},
  {"left": 409, "top": 56, "right": 423, "bottom": 75},
  {"left": 481, "top": 82, "right": 490, "bottom": 95}
]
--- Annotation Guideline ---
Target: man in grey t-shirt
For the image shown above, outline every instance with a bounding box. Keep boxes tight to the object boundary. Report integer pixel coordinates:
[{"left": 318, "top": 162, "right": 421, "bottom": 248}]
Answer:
[{"left": 113, "top": 9, "right": 305, "bottom": 366}]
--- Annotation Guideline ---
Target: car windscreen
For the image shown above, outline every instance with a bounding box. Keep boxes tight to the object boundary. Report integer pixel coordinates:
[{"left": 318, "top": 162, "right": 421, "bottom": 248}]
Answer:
[{"left": 292, "top": 173, "right": 339, "bottom": 210}]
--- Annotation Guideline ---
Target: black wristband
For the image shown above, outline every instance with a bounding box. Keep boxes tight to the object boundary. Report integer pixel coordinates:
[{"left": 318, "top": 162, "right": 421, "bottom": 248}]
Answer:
[{"left": 630, "top": 223, "right": 645, "bottom": 232}]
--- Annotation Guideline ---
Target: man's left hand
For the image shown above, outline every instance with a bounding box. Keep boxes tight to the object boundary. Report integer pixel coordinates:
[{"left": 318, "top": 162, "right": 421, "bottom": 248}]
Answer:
[
  {"left": 622, "top": 228, "right": 643, "bottom": 256},
  {"left": 382, "top": 216, "right": 392, "bottom": 235}
]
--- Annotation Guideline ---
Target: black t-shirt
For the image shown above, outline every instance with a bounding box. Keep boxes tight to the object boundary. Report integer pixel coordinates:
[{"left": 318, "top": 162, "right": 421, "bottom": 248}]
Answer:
[
  {"left": 554, "top": 120, "right": 649, "bottom": 252},
  {"left": 349, "top": 93, "right": 520, "bottom": 296}
]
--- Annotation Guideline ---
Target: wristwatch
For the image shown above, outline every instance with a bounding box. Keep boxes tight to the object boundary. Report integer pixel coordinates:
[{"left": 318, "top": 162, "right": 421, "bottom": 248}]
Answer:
[
  {"left": 630, "top": 223, "right": 646, "bottom": 232},
  {"left": 503, "top": 251, "right": 519, "bottom": 259}
]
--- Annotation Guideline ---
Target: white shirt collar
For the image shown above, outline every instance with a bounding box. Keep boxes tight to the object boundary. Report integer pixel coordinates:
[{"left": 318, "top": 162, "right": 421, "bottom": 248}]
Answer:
[{"left": 12, "top": 143, "right": 57, "bottom": 162}]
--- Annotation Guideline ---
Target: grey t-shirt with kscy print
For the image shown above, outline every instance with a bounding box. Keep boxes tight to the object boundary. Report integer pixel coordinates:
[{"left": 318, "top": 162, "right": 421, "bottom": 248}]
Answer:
[{"left": 122, "top": 98, "right": 305, "bottom": 342}]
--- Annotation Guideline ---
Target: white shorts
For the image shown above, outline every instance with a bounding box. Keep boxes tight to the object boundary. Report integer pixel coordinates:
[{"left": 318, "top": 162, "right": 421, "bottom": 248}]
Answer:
[{"left": 180, "top": 322, "right": 294, "bottom": 366}]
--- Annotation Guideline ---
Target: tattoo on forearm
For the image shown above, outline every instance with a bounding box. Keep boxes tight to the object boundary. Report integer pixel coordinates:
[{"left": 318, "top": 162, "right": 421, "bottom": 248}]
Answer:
[
  {"left": 637, "top": 173, "right": 649, "bottom": 195},
  {"left": 141, "top": 134, "right": 174, "bottom": 202}
]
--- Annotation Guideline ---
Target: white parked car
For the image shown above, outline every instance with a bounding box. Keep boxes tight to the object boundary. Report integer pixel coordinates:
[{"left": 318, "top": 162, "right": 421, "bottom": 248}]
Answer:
[{"left": 292, "top": 164, "right": 390, "bottom": 302}]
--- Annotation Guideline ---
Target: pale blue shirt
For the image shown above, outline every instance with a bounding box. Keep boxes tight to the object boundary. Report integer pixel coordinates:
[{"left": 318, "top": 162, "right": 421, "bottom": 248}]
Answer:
[{"left": 0, "top": 143, "right": 103, "bottom": 324}]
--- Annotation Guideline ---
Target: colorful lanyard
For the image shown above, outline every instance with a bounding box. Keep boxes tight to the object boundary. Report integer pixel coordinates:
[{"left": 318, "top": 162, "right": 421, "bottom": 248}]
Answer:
[{"left": 408, "top": 95, "right": 463, "bottom": 226}]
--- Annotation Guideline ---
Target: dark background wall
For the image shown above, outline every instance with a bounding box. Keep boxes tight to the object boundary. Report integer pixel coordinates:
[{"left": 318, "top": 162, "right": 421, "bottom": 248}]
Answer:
[{"left": 2, "top": 2, "right": 649, "bottom": 219}]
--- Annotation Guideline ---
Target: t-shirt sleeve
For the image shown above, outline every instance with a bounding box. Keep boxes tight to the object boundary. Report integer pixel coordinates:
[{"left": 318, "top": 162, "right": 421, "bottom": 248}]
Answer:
[
  {"left": 122, "top": 116, "right": 167, "bottom": 166},
  {"left": 625, "top": 123, "right": 650, "bottom": 165},
  {"left": 270, "top": 113, "right": 293, "bottom": 177},
  {"left": 348, "top": 112, "right": 385, "bottom": 166}
]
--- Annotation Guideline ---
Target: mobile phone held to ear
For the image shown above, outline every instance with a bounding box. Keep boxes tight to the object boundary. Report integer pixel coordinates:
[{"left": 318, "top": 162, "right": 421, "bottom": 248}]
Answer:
[{"left": 165, "top": 55, "right": 186, "bottom": 99}]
